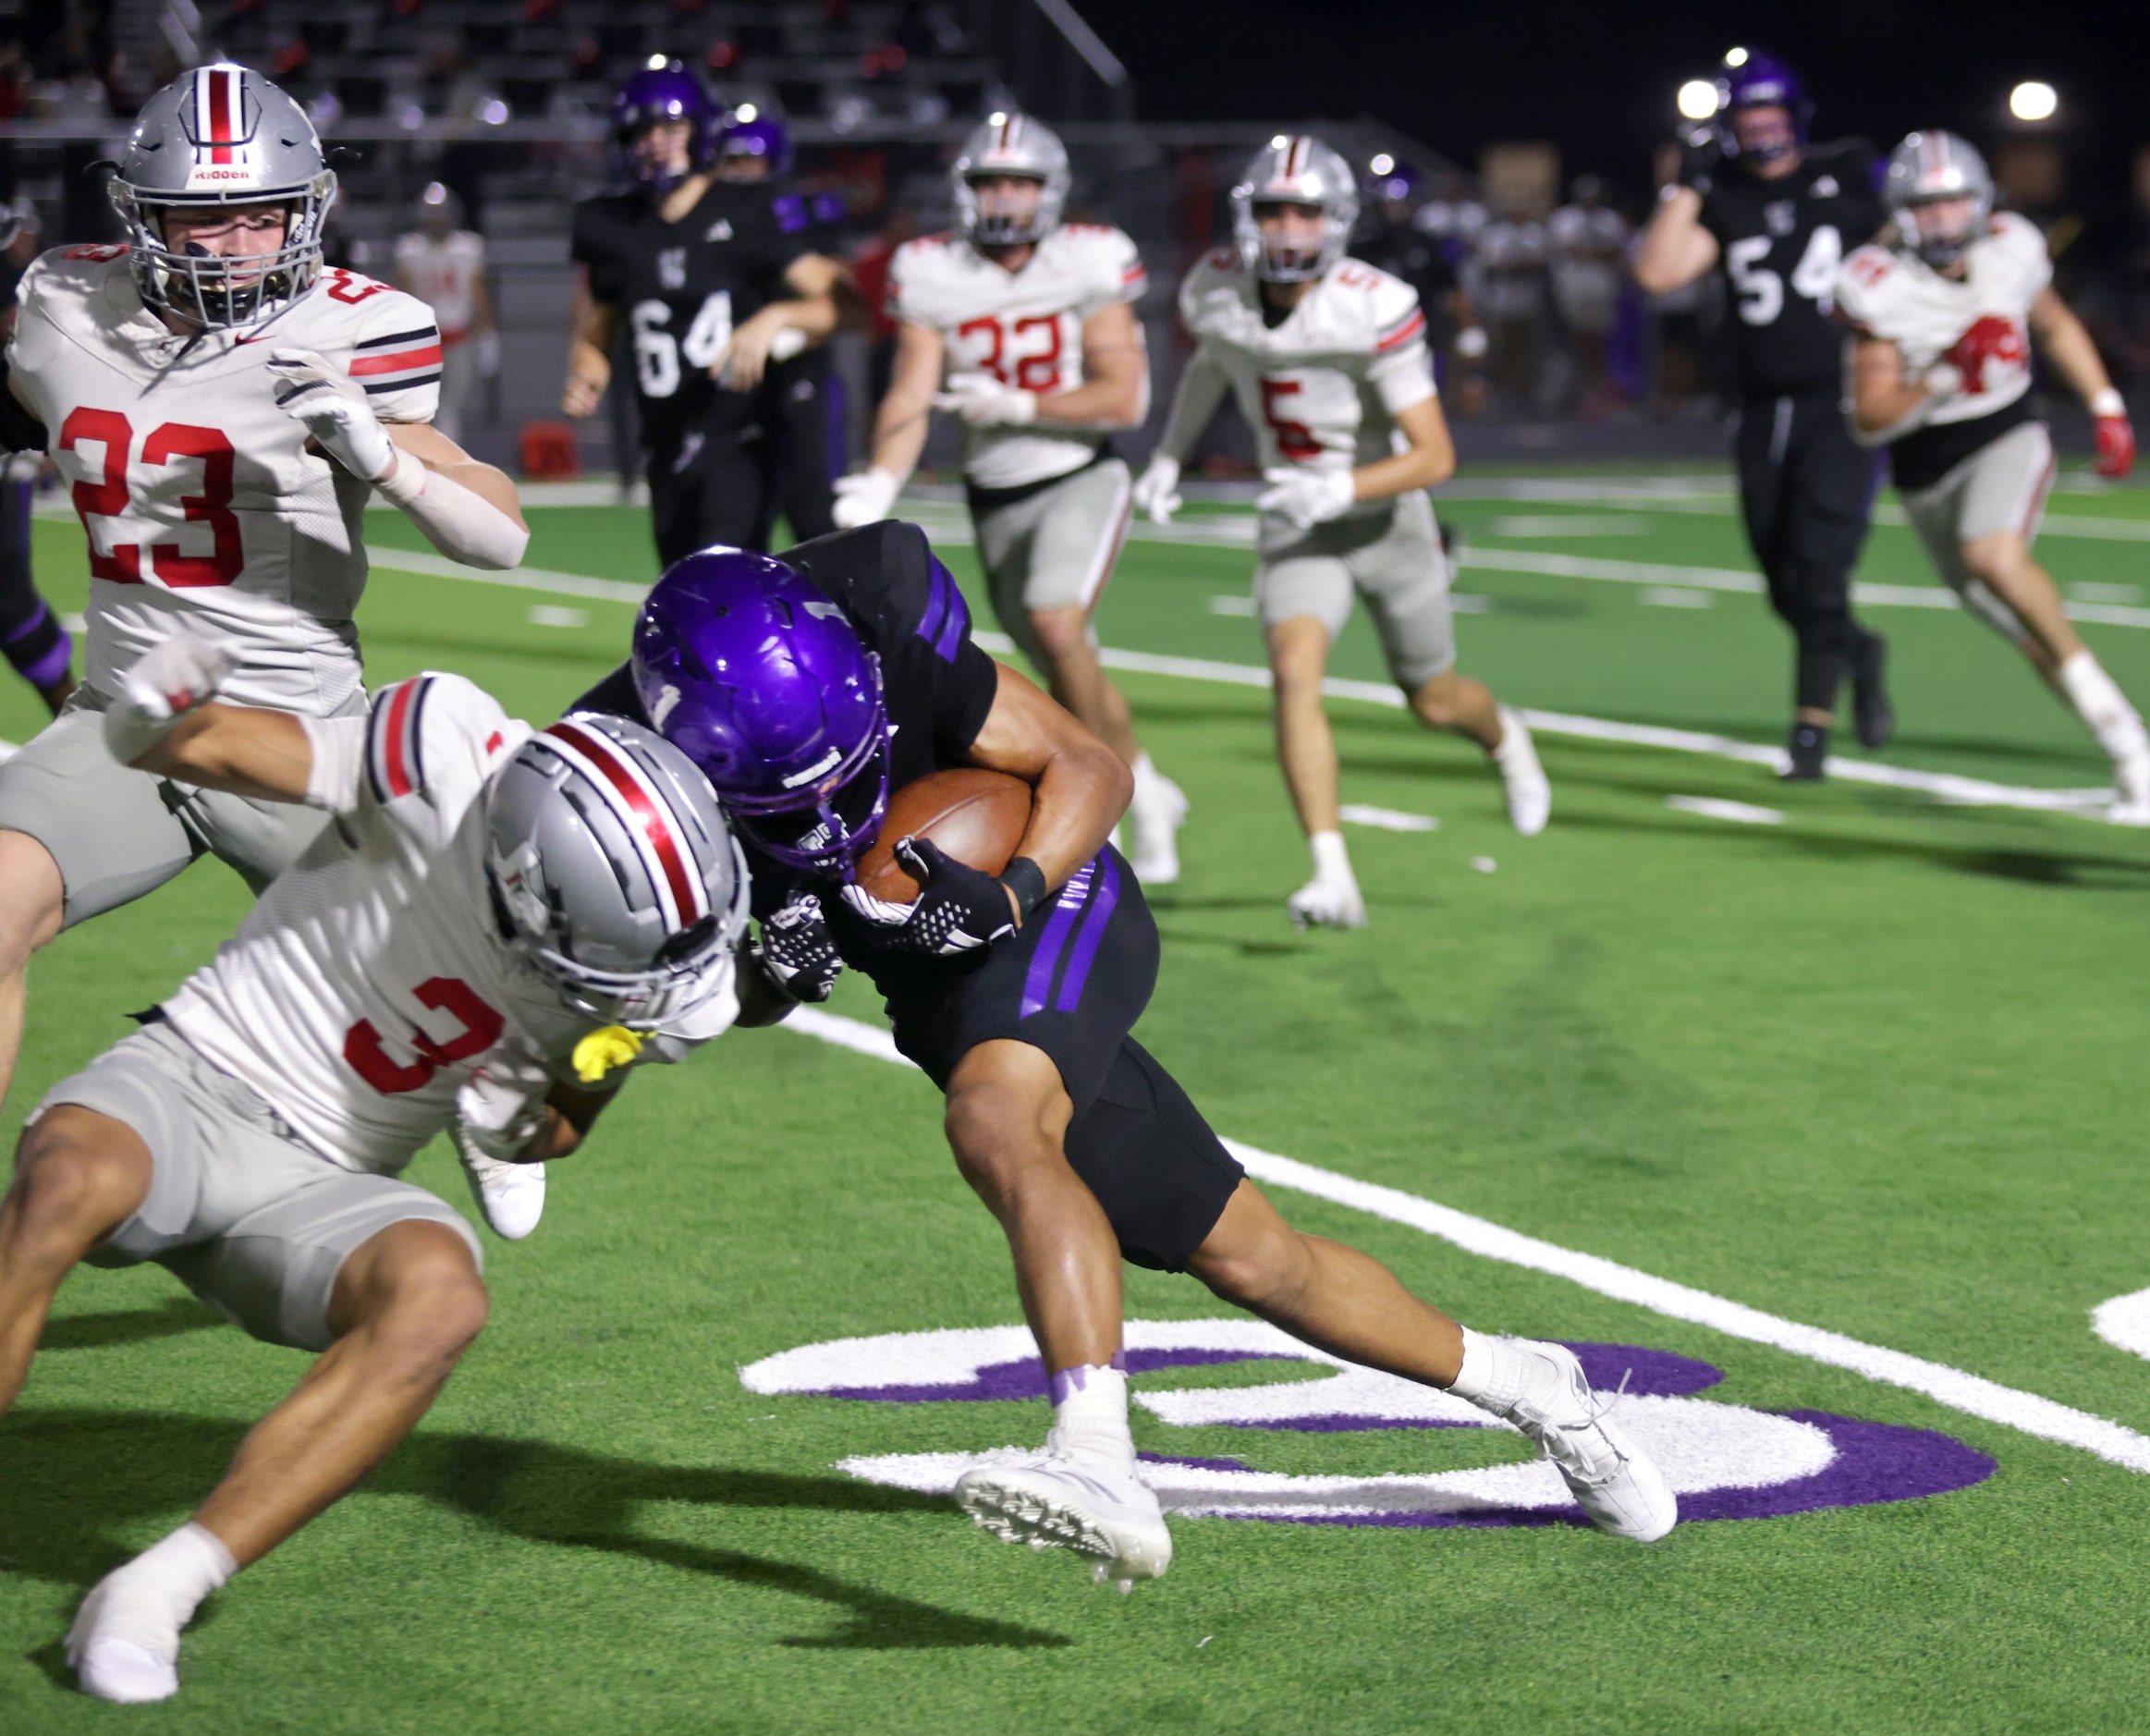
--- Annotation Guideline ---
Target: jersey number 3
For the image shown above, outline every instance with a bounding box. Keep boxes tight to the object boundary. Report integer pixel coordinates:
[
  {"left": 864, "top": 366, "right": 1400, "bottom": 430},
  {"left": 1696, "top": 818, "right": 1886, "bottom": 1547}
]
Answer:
[
  {"left": 1727, "top": 226, "right": 1842, "bottom": 326},
  {"left": 344, "top": 977, "right": 505, "bottom": 1095},
  {"left": 59, "top": 410, "right": 243, "bottom": 587}
]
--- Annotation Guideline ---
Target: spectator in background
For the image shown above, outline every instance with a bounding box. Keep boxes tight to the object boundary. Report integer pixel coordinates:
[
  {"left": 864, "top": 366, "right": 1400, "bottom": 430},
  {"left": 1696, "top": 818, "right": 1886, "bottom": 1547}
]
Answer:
[
  {"left": 1357, "top": 160, "right": 1486, "bottom": 417},
  {"left": 1471, "top": 200, "right": 1547, "bottom": 409},
  {"left": 394, "top": 181, "right": 498, "bottom": 446},
  {"left": 1547, "top": 175, "right": 1629, "bottom": 415}
]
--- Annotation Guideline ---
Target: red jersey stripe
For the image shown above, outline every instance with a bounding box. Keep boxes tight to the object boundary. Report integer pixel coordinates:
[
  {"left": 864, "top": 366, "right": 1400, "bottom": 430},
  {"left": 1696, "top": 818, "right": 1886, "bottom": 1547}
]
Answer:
[
  {"left": 349, "top": 344, "right": 444, "bottom": 376},
  {"left": 380, "top": 679, "right": 419, "bottom": 799},
  {"left": 1375, "top": 312, "right": 1427, "bottom": 352}
]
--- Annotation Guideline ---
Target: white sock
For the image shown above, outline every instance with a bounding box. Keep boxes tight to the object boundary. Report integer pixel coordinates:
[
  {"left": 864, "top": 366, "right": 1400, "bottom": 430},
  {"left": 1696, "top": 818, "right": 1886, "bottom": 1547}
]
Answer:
[
  {"left": 1447, "top": 1328, "right": 1558, "bottom": 1418},
  {"left": 116, "top": 1523, "right": 234, "bottom": 1637},
  {"left": 71, "top": 1522, "right": 235, "bottom": 1699},
  {"left": 2059, "top": 651, "right": 2150, "bottom": 764},
  {"left": 1046, "top": 1359, "right": 1134, "bottom": 1465},
  {"left": 1309, "top": 829, "right": 1354, "bottom": 882}
]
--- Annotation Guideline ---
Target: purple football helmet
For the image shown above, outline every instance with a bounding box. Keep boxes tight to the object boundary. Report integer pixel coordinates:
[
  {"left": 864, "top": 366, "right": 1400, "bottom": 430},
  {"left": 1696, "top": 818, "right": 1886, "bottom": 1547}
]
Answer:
[
  {"left": 630, "top": 549, "right": 889, "bottom": 878},
  {"left": 612, "top": 64, "right": 718, "bottom": 190},
  {"left": 1716, "top": 50, "right": 1812, "bottom": 165},
  {"left": 718, "top": 113, "right": 793, "bottom": 180}
]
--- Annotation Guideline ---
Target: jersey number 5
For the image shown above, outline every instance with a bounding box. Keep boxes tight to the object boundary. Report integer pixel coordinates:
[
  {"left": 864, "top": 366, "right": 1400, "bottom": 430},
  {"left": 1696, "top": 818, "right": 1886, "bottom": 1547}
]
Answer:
[
  {"left": 1258, "top": 378, "right": 1323, "bottom": 461},
  {"left": 58, "top": 409, "right": 244, "bottom": 587},
  {"left": 1726, "top": 226, "right": 1842, "bottom": 327},
  {"left": 344, "top": 976, "right": 506, "bottom": 1095}
]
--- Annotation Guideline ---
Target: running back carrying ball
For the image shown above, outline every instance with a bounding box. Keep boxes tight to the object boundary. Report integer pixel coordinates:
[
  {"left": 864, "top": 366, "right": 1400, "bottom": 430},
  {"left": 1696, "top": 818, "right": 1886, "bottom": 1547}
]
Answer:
[{"left": 857, "top": 767, "right": 1032, "bottom": 903}]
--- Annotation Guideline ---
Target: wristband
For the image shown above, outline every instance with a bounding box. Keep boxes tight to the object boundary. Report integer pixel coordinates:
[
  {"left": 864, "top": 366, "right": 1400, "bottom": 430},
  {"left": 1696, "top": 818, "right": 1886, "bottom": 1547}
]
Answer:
[
  {"left": 2092, "top": 388, "right": 2127, "bottom": 419},
  {"left": 1000, "top": 856, "right": 1050, "bottom": 919},
  {"left": 376, "top": 445, "right": 427, "bottom": 506}
]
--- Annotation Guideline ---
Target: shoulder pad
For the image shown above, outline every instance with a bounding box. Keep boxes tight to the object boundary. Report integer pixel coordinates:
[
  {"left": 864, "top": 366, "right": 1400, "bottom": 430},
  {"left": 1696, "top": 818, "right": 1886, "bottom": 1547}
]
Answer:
[{"left": 364, "top": 672, "right": 512, "bottom": 815}]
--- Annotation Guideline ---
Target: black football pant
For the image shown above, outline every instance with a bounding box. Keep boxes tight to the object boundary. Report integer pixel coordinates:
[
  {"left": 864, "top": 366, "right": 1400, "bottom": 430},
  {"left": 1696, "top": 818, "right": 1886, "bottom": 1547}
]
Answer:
[
  {"left": 770, "top": 352, "right": 841, "bottom": 546},
  {"left": 646, "top": 429, "right": 779, "bottom": 566},
  {"left": 1734, "top": 388, "right": 1881, "bottom": 715}
]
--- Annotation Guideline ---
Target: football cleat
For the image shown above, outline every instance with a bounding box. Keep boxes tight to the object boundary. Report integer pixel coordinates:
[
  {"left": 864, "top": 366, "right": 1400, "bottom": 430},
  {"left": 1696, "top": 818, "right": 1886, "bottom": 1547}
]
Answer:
[
  {"left": 2112, "top": 750, "right": 2150, "bottom": 827},
  {"left": 1288, "top": 873, "right": 1365, "bottom": 931},
  {"left": 954, "top": 1452, "right": 1173, "bottom": 1589},
  {"left": 1501, "top": 1343, "right": 1678, "bottom": 1543},
  {"left": 1779, "top": 722, "right": 1828, "bottom": 782},
  {"left": 1851, "top": 631, "right": 1895, "bottom": 751},
  {"left": 67, "top": 1573, "right": 181, "bottom": 1704},
  {"left": 1492, "top": 707, "right": 1551, "bottom": 836},
  {"left": 459, "top": 1145, "right": 546, "bottom": 1240},
  {"left": 1127, "top": 764, "right": 1189, "bottom": 886}
]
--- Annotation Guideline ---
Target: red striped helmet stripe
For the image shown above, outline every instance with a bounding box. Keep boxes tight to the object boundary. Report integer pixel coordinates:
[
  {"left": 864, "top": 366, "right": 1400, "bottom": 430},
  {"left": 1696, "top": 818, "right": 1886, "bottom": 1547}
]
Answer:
[
  {"left": 544, "top": 721, "right": 704, "bottom": 926},
  {"left": 207, "top": 67, "right": 235, "bottom": 164},
  {"left": 1285, "top": 136, "right": 1304, "bottom": 180}
]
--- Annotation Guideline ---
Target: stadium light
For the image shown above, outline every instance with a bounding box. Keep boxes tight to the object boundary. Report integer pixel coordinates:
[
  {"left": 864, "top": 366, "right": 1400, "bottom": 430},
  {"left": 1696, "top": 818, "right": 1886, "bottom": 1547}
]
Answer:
[
  {"left": 645, "top": 55, "right": 668, "bottom": 70},
  {"left": 736, "top": 102, "right": 758, "bottom": 122},
  {"left": 1369, "top": 153, "right": 1395, "bottom": 175},
  {"left": 1677, "top": 79, "right": 1719, "bottom": 120},
  {"left": 1724, "top": 46, "right": 1749, "bottom": 67},
  {"left": 1270, "top": 133, "right": 1289, "bottom": 150},
  {"left": 2010, "top": 80, "right": 2058, "bottom": 121}
]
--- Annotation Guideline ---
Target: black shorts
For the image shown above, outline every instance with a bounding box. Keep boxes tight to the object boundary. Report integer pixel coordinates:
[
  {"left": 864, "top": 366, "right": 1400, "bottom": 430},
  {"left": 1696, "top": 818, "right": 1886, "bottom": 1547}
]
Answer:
[{"left": 870, "top": 846, "right": 1244, "bottom": 1271}]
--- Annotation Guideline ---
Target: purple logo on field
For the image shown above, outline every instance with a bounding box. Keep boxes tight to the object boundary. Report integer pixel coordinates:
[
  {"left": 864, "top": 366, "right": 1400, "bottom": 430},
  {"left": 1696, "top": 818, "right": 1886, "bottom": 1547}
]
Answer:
[{"left": 739, "top": 1321, "right": 1995, "bottom": 1530}]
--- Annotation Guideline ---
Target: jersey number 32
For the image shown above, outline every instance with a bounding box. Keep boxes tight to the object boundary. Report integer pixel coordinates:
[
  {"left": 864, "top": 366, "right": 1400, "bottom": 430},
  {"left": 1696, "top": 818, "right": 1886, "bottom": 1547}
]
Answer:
[{"left": 1726, "top": 226, "right": 1842, "bottom": 326}]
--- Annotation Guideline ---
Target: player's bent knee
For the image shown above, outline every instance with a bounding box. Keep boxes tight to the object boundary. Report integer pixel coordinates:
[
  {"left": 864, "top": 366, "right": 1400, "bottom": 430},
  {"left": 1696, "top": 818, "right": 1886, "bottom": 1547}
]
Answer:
[
  {"left": 6, "top": 1108, "right": 152, "bottom": 1250},
  {"left": 1025, "top": 607, "right": 1088, "bottom": 665},
  {"left": 0, "top": 830, "right": 66, "bottom": 964},
  {"left": 333, "top": 1221, "right": 489, "bottom": 1361}
]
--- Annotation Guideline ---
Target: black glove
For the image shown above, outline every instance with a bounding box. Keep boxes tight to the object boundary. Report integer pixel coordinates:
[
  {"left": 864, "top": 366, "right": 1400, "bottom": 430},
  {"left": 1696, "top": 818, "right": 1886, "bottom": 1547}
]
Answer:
[
  {"left": 1676, "top": 121, "right": 1724, "bottom": 191},
  {"left": 756, "top": 893, "right": 843, "bottom": 1002},
  {"left": 886, "top": 837, "right": 1021, "bottom": 956}
]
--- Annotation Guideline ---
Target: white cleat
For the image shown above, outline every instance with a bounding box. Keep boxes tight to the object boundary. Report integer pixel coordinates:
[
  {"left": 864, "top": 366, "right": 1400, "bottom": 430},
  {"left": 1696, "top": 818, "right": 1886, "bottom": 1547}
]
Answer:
[
  {"left": 67, "top": 1572, "right": 181, "bottom": 1704},
  {"left": 1502, "top": 1342, "right": 1678, "bottom": 1543},
  {"left": 459, "top": 1144, "right": 546, "bottom": 1240},
  {"left": 2110, "top": 752, "right": 2150, "bottom": 826},
  {"left": 1493, "top": 706, "right": 1551, "bottom": 837},
  {"left": 1127, "top": 766, "right": 1190, "bottom": 885},
  {"left": 954, "top": 1452, "right": 1173, "bottom": 1589},
  {"left": 1287, "top": 873, "right": 1366, "bottom": 931}
]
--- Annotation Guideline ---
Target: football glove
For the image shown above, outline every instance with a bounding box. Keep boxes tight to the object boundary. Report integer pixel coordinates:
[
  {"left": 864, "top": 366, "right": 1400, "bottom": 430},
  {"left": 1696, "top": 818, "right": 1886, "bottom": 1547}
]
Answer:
[
  {"left": 267, "top": 347, "right": 397, "bottom": 483},
  {"left": 756, "top": 893, "right": 844, "bottom": 1002},
  {"left": 1676, "top": 121, "right": 1724, "bottom": 189},
  {"left": 935, "top": 372, "right": 1038, "bottom": 427},
  {"left": 2094, "top": 390, "right": 2136, "bottom": 479},
  {"left": 839, "top": 837, "right": 1020, "bottom": 955},
  {"left": 1131, "top": 453, "right": 1182, "bottom": 524},
  {"left": 454, "top": 1047, "right": 555, "bottom": 1163},
  {"left": 832, "top": 466, "right": 901, "bottom": 529},
  {"left": 103, "top": 629, "right": 238, "bottom": 765},
  {"left": 1256, "top": 466, "right": 1356, "bottom": 530}
]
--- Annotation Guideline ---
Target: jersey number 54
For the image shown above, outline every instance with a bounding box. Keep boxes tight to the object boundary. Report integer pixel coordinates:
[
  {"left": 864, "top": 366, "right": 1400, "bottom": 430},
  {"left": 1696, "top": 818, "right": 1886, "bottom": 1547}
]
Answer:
[{"left": 1726, "top": 226, "right": 1842, "bottom": 326}]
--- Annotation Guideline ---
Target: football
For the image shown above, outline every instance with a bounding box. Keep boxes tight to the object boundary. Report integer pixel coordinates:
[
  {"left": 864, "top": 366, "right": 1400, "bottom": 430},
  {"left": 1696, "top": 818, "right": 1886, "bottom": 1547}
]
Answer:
[{"left": 855, "top": 767, "right": 1033, "bottom": 903}]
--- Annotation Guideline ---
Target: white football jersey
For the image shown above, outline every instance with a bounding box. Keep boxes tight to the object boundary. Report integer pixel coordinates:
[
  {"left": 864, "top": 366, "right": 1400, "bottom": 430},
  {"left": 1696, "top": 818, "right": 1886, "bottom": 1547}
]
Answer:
[
  {"left": 1179, "top": 248, "right": 1436, "bottom": 511},
  {"left": 163, "top": 674, "right": 736, "bottom": 1174},
  {"left": 888, "top": 222, "right": 1146, "bottom": 489},
  {"left": 9, "top": 245, "right": 443, "bottom": 714},
  {"left": 393, "top": 229, "right": 486, "bottom": 342},
  {"left": 1834, "top": 212, "right": 2052, "bottom": 433}
]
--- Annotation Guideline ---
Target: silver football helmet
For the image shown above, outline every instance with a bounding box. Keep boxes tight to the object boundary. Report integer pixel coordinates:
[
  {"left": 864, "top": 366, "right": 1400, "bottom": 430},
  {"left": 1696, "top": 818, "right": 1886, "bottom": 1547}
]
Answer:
[
  {"left": 109, "top": 63, "right": 336, "bottom": 330},
  {"left": 484, "top": 714, "right": 750, "bottom": 1031},
  {"left": 951, "top": 112, "right": 1069, "bottom": 247},
  {"left": 1883, "top": 131, "right": 1995, "bottom": 271},
  {"left": 1230, "top": 134, "right": 1359, "bottom": 282}
]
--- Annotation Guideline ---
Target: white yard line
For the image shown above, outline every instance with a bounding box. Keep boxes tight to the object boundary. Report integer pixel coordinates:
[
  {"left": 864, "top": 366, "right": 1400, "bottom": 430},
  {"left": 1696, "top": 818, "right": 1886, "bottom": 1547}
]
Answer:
[
  {"left": 1666, "top": 795, "right": 1784, "bottom": 825},
  {"left": 369, "top": 554, "right": 2122, "bottom": 819},
  {"left": 778, "top": 1007, "right": 2150, "bottom": 1476}
]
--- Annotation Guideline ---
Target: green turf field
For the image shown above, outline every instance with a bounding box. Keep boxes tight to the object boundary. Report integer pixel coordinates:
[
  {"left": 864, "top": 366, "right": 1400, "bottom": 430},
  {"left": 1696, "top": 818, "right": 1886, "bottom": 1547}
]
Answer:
[{"left": 6, "top": 471, "right": 2150, "bottom": 1733}]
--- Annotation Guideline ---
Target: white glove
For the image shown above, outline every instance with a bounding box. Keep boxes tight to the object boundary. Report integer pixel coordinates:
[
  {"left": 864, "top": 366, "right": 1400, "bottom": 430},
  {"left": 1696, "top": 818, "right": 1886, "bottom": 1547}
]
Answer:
[
  {"left": 103, "top": 629, "right": 238, "bottom": 765},
  {"left": 474, "top": 330, "right": 501, "bottom": 377},
  {"left": 832, "top": 466, "right": 901, "bottom": 529},
  {"left": 1921, "top": 359, "right": 1962, "bottom": 399},
  {"left": 267, "top": 346, "right": 397, "bottom": 483},
  {"left": 1256, "top": 466, "right": 1357, "bottom": 530},
  {"left": 454, "top": 1047, "right": 555, "bottom": 1163},
  {"left": 1131, "top": 453, "right": 1182, "bottom": 523},
  {"left": 935, "top": 372, "right": 1037, "bottom": 427}
]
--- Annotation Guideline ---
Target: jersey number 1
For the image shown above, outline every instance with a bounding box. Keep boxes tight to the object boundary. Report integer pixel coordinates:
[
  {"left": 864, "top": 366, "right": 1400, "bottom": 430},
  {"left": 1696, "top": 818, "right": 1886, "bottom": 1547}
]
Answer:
[
  {"left": 58, "top": 409, "right": 243, "bottom": 587},
  {"left": 1727, "top": 226, "right": 1842, "bottom": 326}
]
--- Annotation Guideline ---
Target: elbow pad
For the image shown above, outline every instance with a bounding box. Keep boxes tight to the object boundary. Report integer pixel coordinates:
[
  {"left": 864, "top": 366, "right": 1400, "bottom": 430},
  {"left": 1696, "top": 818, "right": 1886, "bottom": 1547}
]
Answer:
[{"left": 379, "top": 450, "right": 530, "bottom": 570}]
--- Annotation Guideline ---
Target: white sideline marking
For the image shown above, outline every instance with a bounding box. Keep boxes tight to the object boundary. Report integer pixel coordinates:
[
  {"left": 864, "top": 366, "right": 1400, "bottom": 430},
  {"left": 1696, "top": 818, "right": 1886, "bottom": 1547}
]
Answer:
[
  {"left": 378, "top": 563, "right": 2123, "bottom": 822},
  {"left": 1485, "top": 514, "right": 1643, "bottom": 538},
  {"left": 1340, "top": 803, "right": 1439, "bottom": 832},
  {"left": 1641, "top": 586, "right": 1716, "bottom": 608},
  {"left": 776, "top": 1008, "right": 2150, "bottom": 1475},
  {"left": 1666, "top": 795, "right": 1784, "bottom": 825},
  {"left": 526, "top": 605, "right": 588, "bottom": 629},
  {"left": 2092, "top": 1289, "right": 2150, "bottom": 1362},
  {"left": 1207, "top": 593, "right": 1258, "bottom": 616}
]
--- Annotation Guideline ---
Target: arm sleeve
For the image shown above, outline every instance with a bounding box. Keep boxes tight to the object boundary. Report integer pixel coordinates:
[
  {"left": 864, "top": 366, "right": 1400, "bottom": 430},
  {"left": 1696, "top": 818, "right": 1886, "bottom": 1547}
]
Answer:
[
  {"left": 1154, "top": 348, "right": 1229, "bottom": 465},
  {"left": 357, "top": 672, "right": 519, "bottom": 850},
  {"left": 348, "top": 287, "right": 444, "bottom": 424}
]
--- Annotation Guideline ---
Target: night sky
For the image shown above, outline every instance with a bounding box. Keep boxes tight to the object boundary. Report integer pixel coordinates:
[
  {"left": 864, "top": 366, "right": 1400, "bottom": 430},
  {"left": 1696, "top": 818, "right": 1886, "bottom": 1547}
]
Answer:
[{"left": 1080, "top": 0, "right": 2143, "bottom": 214}]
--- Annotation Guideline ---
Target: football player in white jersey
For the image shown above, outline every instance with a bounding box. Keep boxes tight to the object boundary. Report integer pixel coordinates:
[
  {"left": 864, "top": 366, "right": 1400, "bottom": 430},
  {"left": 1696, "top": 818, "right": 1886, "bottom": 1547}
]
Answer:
[
  {"left": 0, "top": 630, "right": 744, "bottom": 1704},
  {"left": 1135, "top": 136, "right": 1550, "bottom": 929},
  {"left": 836, "top": 113, "right": 1190, "bottom": 885},
  {"left": 0, "top": 64, "right": 531, "bottom": 1114},
  {"left": 1836, "top": 132, "right": 2150, "bottom": 822}
]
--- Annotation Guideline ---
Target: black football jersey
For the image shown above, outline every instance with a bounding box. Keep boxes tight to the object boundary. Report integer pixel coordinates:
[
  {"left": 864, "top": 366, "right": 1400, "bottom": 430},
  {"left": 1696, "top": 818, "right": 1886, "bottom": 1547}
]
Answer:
[
  {"left": 1697, "top": 141, "right": 1885, "bottom": 397},
  {"left": 576, "top": 522, "right": 1002, "bottom": 978},
  {"left": 570, "top": 178, "right": 815, "bottom": 455}
]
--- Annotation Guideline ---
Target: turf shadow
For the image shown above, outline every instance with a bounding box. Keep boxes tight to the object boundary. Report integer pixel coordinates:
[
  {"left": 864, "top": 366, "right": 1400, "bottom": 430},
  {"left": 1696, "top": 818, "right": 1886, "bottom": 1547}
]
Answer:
[
  {"left": 36, "top": 1296, "right": 223, "bottom": 1352},
  {"left": 0, "top": 1410, "right": 1067, "bottom": 1653}
]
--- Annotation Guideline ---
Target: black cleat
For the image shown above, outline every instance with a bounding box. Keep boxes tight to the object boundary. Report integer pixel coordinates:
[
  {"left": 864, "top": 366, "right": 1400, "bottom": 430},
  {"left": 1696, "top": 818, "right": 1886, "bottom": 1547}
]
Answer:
[
  {"left": 1780, "top": 722, "right": 1829, "bottom": 781},
  {"left": 1851, "top": 632, "right": 1894, "bottom": 750}
]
